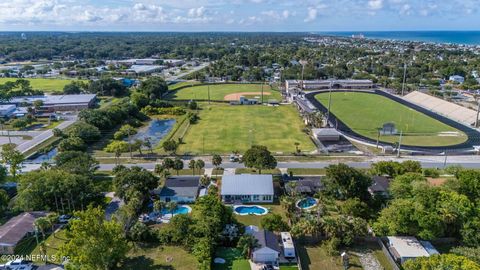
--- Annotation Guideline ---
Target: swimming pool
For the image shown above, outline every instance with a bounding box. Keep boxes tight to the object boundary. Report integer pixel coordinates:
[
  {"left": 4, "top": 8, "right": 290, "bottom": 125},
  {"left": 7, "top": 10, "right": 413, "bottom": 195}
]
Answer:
[
  {"left": 161, "top": 205, "right": 192, "bottom": 215},
  {"left": 233, "top": 205, "right": 268, "bottom": 216},
  {"left": 296, "top": 197, "right": 318, "bottom": 210}
]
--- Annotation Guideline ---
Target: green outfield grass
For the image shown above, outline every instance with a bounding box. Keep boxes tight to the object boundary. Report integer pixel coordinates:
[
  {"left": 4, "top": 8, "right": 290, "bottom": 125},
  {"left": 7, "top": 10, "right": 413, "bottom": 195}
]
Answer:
[
  {"left": 0, "top": 78, "right": 86, "bottom": 93},
  {"left": 315, "top": 92, "right": 467, "bottom": 146},
  {"left": 178, "top": 104, "right": 315, "bottom": 154},
  {"left": 168, "top": 83, "right": 281, "bottom": 101}
]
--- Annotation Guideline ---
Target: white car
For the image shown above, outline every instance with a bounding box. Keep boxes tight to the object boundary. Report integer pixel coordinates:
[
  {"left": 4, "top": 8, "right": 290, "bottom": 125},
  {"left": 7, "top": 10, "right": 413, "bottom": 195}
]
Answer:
[{"left": 2, "top": 259, "right": 34, "bottom": 270}]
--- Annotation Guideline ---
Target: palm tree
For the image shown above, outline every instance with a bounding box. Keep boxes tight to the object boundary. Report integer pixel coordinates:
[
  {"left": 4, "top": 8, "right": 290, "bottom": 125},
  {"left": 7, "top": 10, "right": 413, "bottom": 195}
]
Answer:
[
  {"left": 166, "top": 201, "right": 178, "bottom": 215},
  {"left": 189, "top": 160, "right": 196, "bottom": 175},
  {"left": 153, "top": 199, "right": 165, "bottom": 214},
  {"left": 237, "top": 234, "right": 259, "bottom": 258},
  {"left": 195, "top": 159, "right": 205, "bottom": 174},
  {"left": 34, "top": 217, "right": 50, "bottom": 241},
  {"left": 294, "top": 142, "right": 300, "bottom": 154}
]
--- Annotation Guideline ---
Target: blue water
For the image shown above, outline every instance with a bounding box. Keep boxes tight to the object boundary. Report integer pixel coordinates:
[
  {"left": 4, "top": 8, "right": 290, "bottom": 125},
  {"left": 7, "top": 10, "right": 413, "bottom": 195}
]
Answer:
[
  {"left": 298, "top": 197, "right": 317, "bottom": 209},
  {"left": 28, "top": 147, "right": 58, "bottom": 163},
  {"left": 131, "top": 119, "right": 175, "bottom": 146},
  {"left": 317, "top": 31, "right": 480, "bottom": 45},
  {"left": 234, "top": 206, "right": 267, "bottom": 215},
  {"left": 161, "top": 206, "right": 190, "bottom": 215}
]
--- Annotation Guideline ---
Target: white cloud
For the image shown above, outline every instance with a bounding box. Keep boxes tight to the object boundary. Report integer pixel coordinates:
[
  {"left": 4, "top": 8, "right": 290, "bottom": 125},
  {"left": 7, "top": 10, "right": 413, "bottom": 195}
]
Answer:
[
  {"left": 368, "top": 0, "right": 383, "bottom": 10},
  {"left": 304, "top": 7, "right": 318, "bottom": 22},
  {"left": 188, "top": 6, "right": 206, "bottom": 17}
]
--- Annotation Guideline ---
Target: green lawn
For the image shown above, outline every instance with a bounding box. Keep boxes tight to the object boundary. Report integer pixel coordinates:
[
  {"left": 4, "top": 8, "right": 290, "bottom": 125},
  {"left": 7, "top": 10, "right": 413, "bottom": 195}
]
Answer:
[
  {"left": 122, "top": 245, "right": 198, "bottom": 270},
  {"left": 297, "top": 244, "right": 362, "bottom": 270},
  {"left": 234, "top": 203, "right": 287, "bottom": 227},
  {"left": 0, "top": 78, "right": 86, "bottom": 93},
  {"left": 29, "top": 230, "right": 68, "bottom": 264},
  {"left": 315, "top": 92, "right": 467, "bottom": 146},
  {"left": 168, "top": 83, "right": 281, "bottom": 101},
  {"left": 178, "top": 104, "right": 315, "bottom": 154},
  {"left": 213, "top": 247, "right": 250, "bottom": 270},
  {"left": 279, "top": 265, "right": 299, "bottom": 270}
]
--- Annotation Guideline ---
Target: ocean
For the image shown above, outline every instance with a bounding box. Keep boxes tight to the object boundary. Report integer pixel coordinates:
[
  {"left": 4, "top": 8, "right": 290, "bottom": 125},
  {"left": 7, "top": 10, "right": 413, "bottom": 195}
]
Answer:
[{"left": 317, "top": 31, "right": 480, "bottom": 45}]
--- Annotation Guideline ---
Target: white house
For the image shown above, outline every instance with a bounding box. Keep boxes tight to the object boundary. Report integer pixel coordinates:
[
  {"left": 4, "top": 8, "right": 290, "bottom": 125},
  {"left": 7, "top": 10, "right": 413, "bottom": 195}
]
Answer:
[
  {"left": 251, "top": 230, "right": 280, "bottom": 264},
  {"left": 387, "top": 236, "right": 438, "bottom": 264},
  {"left": 221, "top": 174, "right": 274, "bottom": 203}
]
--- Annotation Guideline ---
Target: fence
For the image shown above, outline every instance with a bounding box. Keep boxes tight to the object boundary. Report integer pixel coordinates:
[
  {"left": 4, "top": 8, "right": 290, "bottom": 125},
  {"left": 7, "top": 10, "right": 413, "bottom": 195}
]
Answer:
[{"left": 376, "top": 238, "right": 401, "bottom": 270}]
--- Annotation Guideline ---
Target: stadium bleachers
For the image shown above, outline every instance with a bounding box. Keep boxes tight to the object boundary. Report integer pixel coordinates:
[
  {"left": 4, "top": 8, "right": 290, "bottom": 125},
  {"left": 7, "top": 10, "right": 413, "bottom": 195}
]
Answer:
[{"left": 403, "top": 91, "right": 477, "bottom": 126}]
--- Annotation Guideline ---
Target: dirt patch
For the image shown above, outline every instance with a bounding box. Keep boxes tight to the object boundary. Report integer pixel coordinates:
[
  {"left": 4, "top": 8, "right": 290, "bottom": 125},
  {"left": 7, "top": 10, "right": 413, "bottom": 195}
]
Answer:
[
  {"left": 223, "top": 92, "right": 271, "bottom": 101},
  {"left": 428, "top": 177, "right": 448, "bottom": 186}
]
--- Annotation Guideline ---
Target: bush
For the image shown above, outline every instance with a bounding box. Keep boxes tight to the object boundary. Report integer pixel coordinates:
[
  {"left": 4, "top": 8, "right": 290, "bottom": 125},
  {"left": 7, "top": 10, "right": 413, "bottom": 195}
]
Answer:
[
  {"left": 11, "top": 118, "right": 28, "bottom": 129},
  {"left": 423, "top": 168, "right": 440, "bottom": 178}
]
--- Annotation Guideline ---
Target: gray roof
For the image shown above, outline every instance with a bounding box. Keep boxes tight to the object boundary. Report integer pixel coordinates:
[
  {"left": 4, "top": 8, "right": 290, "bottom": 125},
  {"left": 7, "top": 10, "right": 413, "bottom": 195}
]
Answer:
[
  {"left": 160, "top": 176, "right": 200, "bottom": 198},
  {"left": 221, "top": 174, "right": 274, "bottom": 196},
  {"left": 253, "top": 230, "right": 281, "bottom": 253},
  {"left": 8, "top": 94, "right": 96, "bottom": 106},
  {"left": 286, "top": 177, "right": 324, "bottom": 194},
  {"left": 0, "top": 212, "right": 47, "bottom": 246},
  {"left": 369, "top": 176, "right": 390, "bottom": 192}
]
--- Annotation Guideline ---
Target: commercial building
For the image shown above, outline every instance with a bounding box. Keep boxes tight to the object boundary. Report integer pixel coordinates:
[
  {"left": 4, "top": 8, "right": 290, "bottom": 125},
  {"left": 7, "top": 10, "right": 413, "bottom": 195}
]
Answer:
[
  {"left": 157, "top": 176, "right": 201, "bottom": 203},
  {"left": 126, "top": 65, "right": 164, "bottom": 74},
  {"left": 221, "top": 174, "right": 274, "bottom": 203},
  {"left": 8, "top": 94, "right": 97, "bottom": 112},
  {"left": 286, "top": 79, "right": 374, "bottom": 92},
  {"left": 0, "top": 212, "right": 47, "bottom": 254},
  {"left": 0, "top": 105, "right": 16, "bottom": 117}
]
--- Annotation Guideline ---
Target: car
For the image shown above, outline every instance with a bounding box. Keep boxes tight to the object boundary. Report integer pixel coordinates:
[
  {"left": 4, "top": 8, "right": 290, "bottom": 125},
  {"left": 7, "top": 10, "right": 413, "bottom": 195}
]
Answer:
[
  {"left": 2, "top": 259, "right": 34, "bottom": 270},
  {"left": 58, "top": 214, "right": 72, "bottom": 223}
]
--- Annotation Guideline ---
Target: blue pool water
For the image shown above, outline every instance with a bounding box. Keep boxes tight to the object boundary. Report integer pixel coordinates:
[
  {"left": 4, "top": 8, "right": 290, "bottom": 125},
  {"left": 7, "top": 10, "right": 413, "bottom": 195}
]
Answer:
[
  {"left": 234, "top": 206, "right": 267, "bottom": 215},
  {"left": 131, "top": 119, "right": 175, "bottom": 146},
  {"left": 161, "top": 206, "right": 190, "bottom": 215},
  {"left": 298, "top": 197, "right": 317, "bottom": 209}
]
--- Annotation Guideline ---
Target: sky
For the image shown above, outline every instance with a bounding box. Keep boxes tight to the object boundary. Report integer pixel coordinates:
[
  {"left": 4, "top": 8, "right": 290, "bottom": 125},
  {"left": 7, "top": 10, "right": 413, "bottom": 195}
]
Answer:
[{"left": 0, "top": 0, "right": 479, "bottom": 31}]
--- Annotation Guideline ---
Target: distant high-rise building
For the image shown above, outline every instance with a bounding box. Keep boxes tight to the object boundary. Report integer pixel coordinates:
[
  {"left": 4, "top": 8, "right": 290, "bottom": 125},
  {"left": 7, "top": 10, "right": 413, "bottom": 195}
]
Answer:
[{"left": 21, "top": 33, "right": 27, "bottom": 40}]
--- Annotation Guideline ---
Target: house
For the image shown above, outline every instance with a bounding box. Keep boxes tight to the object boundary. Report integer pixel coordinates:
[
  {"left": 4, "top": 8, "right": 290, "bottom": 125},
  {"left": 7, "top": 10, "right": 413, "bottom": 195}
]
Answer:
[
  {"left": 280, "top": 232, "right": 296, "bottom": 259},
  {"left": 221, "top": 174, "right": 274, "bottom": 203},
  {"left": 157, "top": 176, "right": 201, "bottom": 203},
  {"left": 368, "top": 176, "right": 390, "bottom": 197},
  {"left": 285, "top": 177, "right": 323, "bottom": 196},
  {"left": 387, "top": 236, "right": 438, "bottom": 264},
  {"left": 251, "top": 229, "right": 281, "bottom": 264},
  {"left": 449, "top": 75, "right": 465, "bottom": 84},
  {"left": 0, "top": 212, "right": 47, "bottom": 254}
]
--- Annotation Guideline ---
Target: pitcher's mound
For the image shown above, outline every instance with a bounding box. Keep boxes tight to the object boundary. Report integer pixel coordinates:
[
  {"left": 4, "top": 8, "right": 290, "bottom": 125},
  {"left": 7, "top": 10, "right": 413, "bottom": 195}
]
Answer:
[{"left": 224, "top": 92, "right": 271, "bottom": 101}]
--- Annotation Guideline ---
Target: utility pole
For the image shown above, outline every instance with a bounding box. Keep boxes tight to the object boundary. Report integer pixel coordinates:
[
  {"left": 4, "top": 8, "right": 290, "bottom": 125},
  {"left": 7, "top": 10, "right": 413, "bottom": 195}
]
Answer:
[
  {"left": 7, "top": 130, "right": 11, "bottom": 144},
  {"left": 401, "top": 63, "right": 407, "bottom": 96},
  {"left": 443, "top": 150, "right": 448, "bottom": 168},
  {"left": 397, "top": 131, "right": 403, "bottom": 158},
  {"left": 476, "top": 100, "right": 480, "bottom": 128}
]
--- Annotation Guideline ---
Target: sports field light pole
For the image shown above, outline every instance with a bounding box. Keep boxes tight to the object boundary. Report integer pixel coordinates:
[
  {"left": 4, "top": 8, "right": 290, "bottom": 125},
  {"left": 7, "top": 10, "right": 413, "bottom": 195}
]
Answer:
[
  {"left": 326, "top": 88, "right": 333, "bottom": 127},
  {"left": 397, "top": 130, "right": 403, "bottom": 158},
  {"left": 476, "top": 100, "right": 480, "bottom": 128},
  {"left": 401, "top": 63, "right": 407, "bottom": 96}
]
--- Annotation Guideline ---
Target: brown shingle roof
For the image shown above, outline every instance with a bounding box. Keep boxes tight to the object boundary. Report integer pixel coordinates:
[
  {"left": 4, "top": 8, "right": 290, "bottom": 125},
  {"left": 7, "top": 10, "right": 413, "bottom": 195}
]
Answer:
[{"left": 0, "top": 212, "right": 47, "bottom": 246}]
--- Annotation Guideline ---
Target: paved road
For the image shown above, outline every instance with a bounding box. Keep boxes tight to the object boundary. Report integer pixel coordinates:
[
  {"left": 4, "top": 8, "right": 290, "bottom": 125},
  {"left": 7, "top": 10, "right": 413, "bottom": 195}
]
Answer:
[
  {"left": 19, "top": 155, "right": 480, "bottom": 173},
  {"left": 0, "top": 130, "right": 43, "bottom": 137},
  {"left": 15, "top": 120, "right": 76, "bottom": 154}
]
